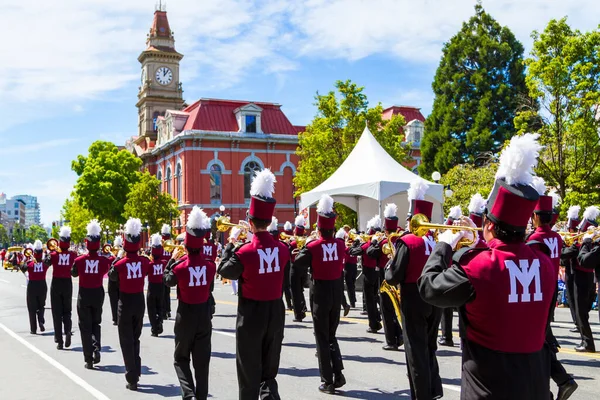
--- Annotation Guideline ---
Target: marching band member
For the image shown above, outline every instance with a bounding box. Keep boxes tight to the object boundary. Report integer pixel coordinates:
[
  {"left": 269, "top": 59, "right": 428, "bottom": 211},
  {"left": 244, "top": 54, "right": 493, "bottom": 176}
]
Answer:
[
  {"left": 343, "top": 230, "right": 358, "bottom": 308},
  {"left": 529, "top": 178, "right": 578, "bottom": 398},
  {"left": 45, "top": 226, "right": 77, "bottom": 350},
  {"left": 572, "top": 206, "right": 599, "bottom": 353},
  {"left": 108, "top": 235, "right": 123, "bottom": 325},
  {"left": 148, "top": 233, "right": 166, "bottom": 336},
  {"left": 418, "top": 133, "right": 556, "bottom": 399},
  {"left": 228, "top": 226, "right": 244, "bottom": 296},
  {"left": 109, "top": 218, "right": 150, "bottom": 391},
  {"left": 218, "top": 169, "right": 291, "bottom": 400},
  {"left": 270, "top": 217, "right": 293, "bottom": 310},
  {"left": 292, "top": 194, "right": 346, "bottom": 394},
  {"left": 349, "top": 215, "right": 382, "bottom": 333},
  {"left": 161, "top": 223, "right": 173, "bottom": 320},
  {"left": 335, "top": 228, "right": 351, "bottom": 316},
  {"left": 22, "top": 240, "right": 49, "bottom": 335},
  {"left": 290, "top": 214, "right": 309, "bottom": 321},
  {"left": 438, "top": 205, "right": 463, "bottom": 348},
  {"left": 562, "top": 205, "right": 581, "bottom": 331},
  {"left": 71, "top": 220, "right": 111, "bottom": 369},
  {"left": 283, "top": 221, "right": 293, "bottom": 236},
  {"left": 164, "top": 206, "right": 216, "bottom": 400},
  {"left": 367, "top": 203, "right": 404, "bottom": 351},
  {"left": 386, "top": 178, "right": 442, "bottom": 399}
]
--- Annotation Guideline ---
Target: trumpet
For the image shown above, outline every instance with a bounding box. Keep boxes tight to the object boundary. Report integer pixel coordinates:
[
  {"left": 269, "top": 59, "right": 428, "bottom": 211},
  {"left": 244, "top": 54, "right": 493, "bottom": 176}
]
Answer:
[
  {"left": 280, "top": 233, "right": 296, "bottom": 242},
  {"left": 409, "top": 213, "right": 482, "bottom": 248},
  {"left": 102, "top": 244, "right": 119, "bottom": 256},
  {"left": 46, "top": 238, "right": 62, "bottom": 253},
  {"left": 163, "top": 240, "right": 186, "bottom": 255},
  {"left": 348, "top": 231, "right": 373, "bottom": 244},
  {"left": 23, "top": 248, "right": 34, "bottom": 259},
  {"left": 291, "top": 231, "right": 319, "bottom": 254},
  {"left": 216, "top": 216, "right": 248, "bottom": 240}
]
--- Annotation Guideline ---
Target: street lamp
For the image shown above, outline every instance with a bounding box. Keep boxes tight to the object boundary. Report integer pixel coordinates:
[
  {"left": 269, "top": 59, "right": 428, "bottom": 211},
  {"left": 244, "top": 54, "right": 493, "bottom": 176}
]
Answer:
[
  {"left": 219, "top": 205, "right": 225, "bottom": 213},
  {"left": 445, "top": 186, "right": 454, "bottom": 198},
  {"left": 431, "top": 171, "right": 441, "bottom": 183}
]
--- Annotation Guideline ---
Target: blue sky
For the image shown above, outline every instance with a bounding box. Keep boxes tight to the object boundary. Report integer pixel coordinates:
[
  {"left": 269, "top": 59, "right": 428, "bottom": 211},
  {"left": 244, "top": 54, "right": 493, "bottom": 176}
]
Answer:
[{"left": 1, "top": 0, "right": 599, "bottom": 226}]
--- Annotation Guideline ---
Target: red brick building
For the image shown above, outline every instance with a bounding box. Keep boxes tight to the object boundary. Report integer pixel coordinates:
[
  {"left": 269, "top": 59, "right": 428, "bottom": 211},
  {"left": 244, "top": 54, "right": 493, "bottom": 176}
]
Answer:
[{"left": 127, "top": 8, "right": 426, "bottom": 233}]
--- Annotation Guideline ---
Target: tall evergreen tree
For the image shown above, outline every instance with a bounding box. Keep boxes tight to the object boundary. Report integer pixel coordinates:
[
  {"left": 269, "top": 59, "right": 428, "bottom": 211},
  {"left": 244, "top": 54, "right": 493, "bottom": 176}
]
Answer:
[{"left": 419, "top": 3, "right": 527, "bottom": 177}]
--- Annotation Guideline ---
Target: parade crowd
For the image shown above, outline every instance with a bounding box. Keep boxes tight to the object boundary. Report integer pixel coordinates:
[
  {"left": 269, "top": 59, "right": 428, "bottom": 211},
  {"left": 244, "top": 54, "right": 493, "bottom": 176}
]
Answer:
[{"left": 2, "top": 133, "right": 600, "bottom": 400}]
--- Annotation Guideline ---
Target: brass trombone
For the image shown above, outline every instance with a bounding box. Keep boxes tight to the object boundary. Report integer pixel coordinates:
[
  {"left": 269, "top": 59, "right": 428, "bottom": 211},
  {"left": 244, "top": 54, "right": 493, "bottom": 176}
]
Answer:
[
  {"left": 409, "top": 213, "right": 482, "bottom": 248},
  {"left": 46, "top": 238, "right": 62, "bottom": 253},
  {"left": 348, "top": 231, "right": 373, "bottom": 244}
]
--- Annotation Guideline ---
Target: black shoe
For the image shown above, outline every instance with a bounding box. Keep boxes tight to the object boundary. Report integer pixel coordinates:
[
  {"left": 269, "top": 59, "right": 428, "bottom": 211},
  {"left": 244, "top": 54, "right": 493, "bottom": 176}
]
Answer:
[
  {"left": 350, "top": 303, "right": 356, "bottom": 308},
  {"left": 30, "top": 331, "right": 36, "bottom": 335},
  {"left": 57, "top": 343, "right": 63, "bottom": 350},
  {"left": 382, "top": 345, "right": 399, "bottom": 351},
  {"left": 158, "top": 326, "right": 163, "bottom": 335},
  {"left": 93, "top": 351, "right": 101, "bottom": 364},
  {"left": 65, "top": 334, "right": 71, "bottom": 348},
  {"left": 84, "top": 362, "right": 94, "bottom": 370},
  {"left": 366, "top": 322, "right": 382, "bottom": 334},
  {"left": 438, "top": 337, "right": 454, "bottom": 347},
  {"left": 126, "top": 383, "right": 138, "bottom": 391},
  {"left": 334, "top": 373, "right": 346, "bottom": 389},
  {"left": 318, "top": 383, "right": 335, "bottom": 394},
  {"left": 397, "top": 337, "right": 404, "bottom": 347},
  {"left": 557, "top": 379, "right": 578, "bottom": 400},
  {"left": 39, "top": 323, "right": 45, "bottom": 332},
  {"left": 569, "top": 327, "right": 579, "bottom": 333},
  {"left": 151, "top": 332, "right": 158, "bottom": 337},
  {"left": 167, "top": 312, "right": 171, "bottom": 319},
  {"left": 575, "top": 344, "right": 595, "bottom": 353},
  {"left": 113, "top": 321, "right": 117, "bottom": 326},
  {"left": 343, "top": 305, "right": 350, "bottom": 317},
  {"left": 360, "top": 311, "right": 368, "bottom": 315}
]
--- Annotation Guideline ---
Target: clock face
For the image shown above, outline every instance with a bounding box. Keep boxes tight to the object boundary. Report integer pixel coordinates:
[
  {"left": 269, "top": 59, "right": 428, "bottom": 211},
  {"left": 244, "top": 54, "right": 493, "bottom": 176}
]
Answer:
[{"left": 155, "top": 67, "right": 173, "bottom": 85}]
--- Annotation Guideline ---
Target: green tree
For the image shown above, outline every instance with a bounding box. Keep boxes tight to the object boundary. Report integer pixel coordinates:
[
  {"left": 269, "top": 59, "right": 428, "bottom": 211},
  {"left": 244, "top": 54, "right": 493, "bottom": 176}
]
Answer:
[
  {"left": 72, "top": 141, "right": 142, "bottom": 225},
  {"left": 12, "top": 223, "right": 26, "bottom": 244},
  {"left": 440, "top": 162, "right": 497, "bottom": 216},
  {"left": 294, "top": 79, "right": 410, "bottom": 226},
  {"left": 26, "top": 225, "right": 48, "bottom": 243},
  {"left": 515, "top": 18, "right": 600, "bottom": 211},
  {"left": 61, "top": 195, "right": 96, "bottom": 243},
  {"left": 0, "top": 224, "right": 8, "bottom": 247},
  {"left": 123, "top": 172, "right": 180, "bottom": 234},
  {"left": 420, "top": 3, "right": 527, "bottom": 177}
]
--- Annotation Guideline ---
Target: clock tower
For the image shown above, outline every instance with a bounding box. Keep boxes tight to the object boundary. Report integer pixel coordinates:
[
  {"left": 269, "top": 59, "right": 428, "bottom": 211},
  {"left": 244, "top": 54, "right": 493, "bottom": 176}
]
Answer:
[{"left": 136, "top": 6, "right": 184, "bottom": 144}]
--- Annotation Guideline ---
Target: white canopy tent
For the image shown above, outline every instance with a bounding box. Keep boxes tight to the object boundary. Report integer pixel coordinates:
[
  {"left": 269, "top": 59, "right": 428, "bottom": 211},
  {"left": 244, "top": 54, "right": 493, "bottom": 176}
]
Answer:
[{"left": 299, "top": 126, "right": 444, "bottom": 230}]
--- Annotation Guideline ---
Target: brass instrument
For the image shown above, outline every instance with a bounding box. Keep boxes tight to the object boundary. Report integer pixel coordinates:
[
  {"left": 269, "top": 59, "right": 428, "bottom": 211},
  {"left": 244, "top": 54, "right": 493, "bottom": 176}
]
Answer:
[
  {"left": 216, "top": 216, "right": 248, "bottom": 240},
  {"left": 47, "top": 238, "right": 62, "bottom": 253},
  {"left": 348, "top": 231, "right": 373, "bottom": 244},
  {"left": 409, "top": 213, "right": 482, "bottom": 248},
  {"left": 381, "top": 232, "right": 405, "bottom": 258},
  {"left": 280, "top": 233, "right": 295, "bottom": 242},
  {"left": 23, "top": 248, "right": 34, "bottom": 259},
  {"left": 102, "top": 244, "right": 119, "bottom": 256},
  {"left": 380, "top": 281, "right": 402, "bottom": 322},
  {"left": 163, "top": 240, "right": 186, "bottom": 255}
]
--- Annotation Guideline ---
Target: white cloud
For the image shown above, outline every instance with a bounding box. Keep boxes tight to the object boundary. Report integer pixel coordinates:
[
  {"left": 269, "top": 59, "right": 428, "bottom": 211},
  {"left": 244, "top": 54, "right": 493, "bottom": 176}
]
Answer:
[{"left": 0, "top": 138, "right": 80, "bottom": 155}]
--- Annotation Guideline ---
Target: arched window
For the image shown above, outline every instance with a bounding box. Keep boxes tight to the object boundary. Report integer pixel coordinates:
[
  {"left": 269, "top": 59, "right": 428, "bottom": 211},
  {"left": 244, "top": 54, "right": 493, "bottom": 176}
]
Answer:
[
  {"left": 243, "top": 161, "right": 262, "bottom": 200},
  {"left": 166, "top": 166, "right": 172, "bottom": 195},
  {"left": 210, "top": 164, "right": 222, "bottom": 204},
  {"left": 156, "top": 169, "right": 163, "bottom": 193},
  {"left": 175, "top": 163, "right": 182, "bottom": 203}
]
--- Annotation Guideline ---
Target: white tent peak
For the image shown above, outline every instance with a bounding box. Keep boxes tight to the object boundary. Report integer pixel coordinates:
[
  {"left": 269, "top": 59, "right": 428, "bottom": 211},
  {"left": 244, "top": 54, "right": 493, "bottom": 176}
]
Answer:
[{"left": 299, "top": 125, "right": 444, "bottom": 229}]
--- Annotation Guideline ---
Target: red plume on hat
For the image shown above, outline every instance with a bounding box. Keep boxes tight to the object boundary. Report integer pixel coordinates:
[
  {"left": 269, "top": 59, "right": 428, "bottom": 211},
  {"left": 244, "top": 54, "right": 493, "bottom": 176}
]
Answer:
[
  {"left": 408, "top": 178, "right": 433, "bottom": 220},
  {"left": 486, "top": 133, "right": 542, "bottom": 232},
  {"left": 248, "top": 169, "right": 277, "bottom": 221},
  {"left": 317, "top": 194, "right": 337, "bottom": 230},
  {"left": 85, "top": 219, "right": 102, "bottom": 251},
  {"left": 185, "top": 206, "right": 211, "bottom": 249}
]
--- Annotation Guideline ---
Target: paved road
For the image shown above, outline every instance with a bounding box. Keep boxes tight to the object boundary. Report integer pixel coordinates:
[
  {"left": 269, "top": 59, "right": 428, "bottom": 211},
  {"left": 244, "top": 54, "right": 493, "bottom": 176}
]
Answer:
[{"left": 0, "top": 268, "right": 598, "bottom": 399}]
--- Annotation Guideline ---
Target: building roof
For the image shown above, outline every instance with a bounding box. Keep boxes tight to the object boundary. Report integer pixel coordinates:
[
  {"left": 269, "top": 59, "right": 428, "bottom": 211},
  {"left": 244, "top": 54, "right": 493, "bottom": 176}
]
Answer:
[
  {"left": 180, "top": 98, "right": 298, "bottom": 135},
  {"left": 382, "top": 105, "right": 425, "bottom": 123},
  {"left": 149, "top": 11, "right": 172, "bottom": 39}
]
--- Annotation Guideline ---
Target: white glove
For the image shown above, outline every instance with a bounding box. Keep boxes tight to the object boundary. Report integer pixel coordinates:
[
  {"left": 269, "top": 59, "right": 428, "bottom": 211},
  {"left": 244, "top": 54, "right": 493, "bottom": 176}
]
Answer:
[
  {"left": 246, "top": 231, "right": 254, "bottom": 242},
  {"left": 437, "top": 230, "right": 464, "bottom": 250},
  {"left": 229, "top": 227, "right": 241, "bottom": 241},
  {"left": 583, "top": 232, "right": 594, "bottom": 241},
  {"left": 117, "top": 249, "right": 125, "bottom": 258}
]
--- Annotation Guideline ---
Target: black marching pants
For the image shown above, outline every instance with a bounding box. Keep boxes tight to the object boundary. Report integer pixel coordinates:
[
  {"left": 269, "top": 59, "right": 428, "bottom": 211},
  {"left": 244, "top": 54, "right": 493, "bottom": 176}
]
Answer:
[
  {"left": 400, "top": 283, "right": 442, "bottom": 400},
  {"left": 440, "top": 307, "right": 453, "bottom": 342},
  {"left": 118, "top": 292, "right": 145, "bottom": 384},
  {"left": 51, "top": 278, "right": 72, "bottom": 344},
  {"left": 78, "top": 287, "right": 105, "bottom": 363},
  {"left": 147, "top": 283, "right": 164, "bottom": 334},
  {"left": 290, "top": 264, "right": 308, "bottom": 319},
  {"left": 344, "top": 263, "right": 357, "bottom": 307},
  {"left": 283, "top": 262, "right": 293, "bottom": 309},
  {"left": 163, "top": 284, "right": 171, "bottom": 318},
  {"left": 311, "top": 279, "right": 344, "bottom": 384},
  {"left": 574, "top": 269, "right": 596, "bottom": 351},
  {"left": 174, "top": 302, "right": 212, "bottom": 400},
  {"left": 27, "top": 280, "right": 47, "bottom": 333},
  {"left": 108, "top": 280, "right": 119, "bottom": 324},
  {"left": 362, "top": 267, "right": 381, "bottom": 330},
  {"left": 236, "top": 298, "right": 284, "bottom": 400},
  {"left": 565, "top": 268, "right": 578, "bottom": 327}
]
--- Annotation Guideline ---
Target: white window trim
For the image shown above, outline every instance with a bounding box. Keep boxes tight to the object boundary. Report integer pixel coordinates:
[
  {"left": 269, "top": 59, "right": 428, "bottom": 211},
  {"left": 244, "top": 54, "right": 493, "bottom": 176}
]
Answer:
[{"left": 238, "top": 153, "right": 264, "bottom": 175}]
